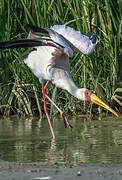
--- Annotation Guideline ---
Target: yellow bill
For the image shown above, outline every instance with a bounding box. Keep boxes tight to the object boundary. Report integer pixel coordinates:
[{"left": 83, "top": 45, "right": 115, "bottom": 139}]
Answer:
[{"left": 91, "top": 94, "right": 119, "bottom": 117}]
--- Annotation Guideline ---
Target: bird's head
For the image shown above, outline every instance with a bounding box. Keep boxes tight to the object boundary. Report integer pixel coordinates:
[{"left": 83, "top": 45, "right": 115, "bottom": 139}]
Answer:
[
  {"left": 87, "top": 32, "right": 98, "bottom": 45},
  {"left": 77, "top": 89, "right": 118, "bottom": 117}
]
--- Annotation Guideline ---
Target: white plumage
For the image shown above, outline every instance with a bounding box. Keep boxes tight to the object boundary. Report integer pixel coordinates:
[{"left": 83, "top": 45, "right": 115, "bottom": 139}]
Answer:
[{"left": 24, "top": 45, "right": 81, "bottom": 99}]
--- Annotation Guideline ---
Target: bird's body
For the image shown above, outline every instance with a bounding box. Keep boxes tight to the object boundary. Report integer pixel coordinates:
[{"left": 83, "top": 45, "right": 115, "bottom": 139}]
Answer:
[
  {"left": 24, "top": 24, "right": 98, "bottom": 100},
  {"left": 0, "top": 23, "right": 118, "bottom": 139},
  {"left": 24, "top": 45, "right": 83, "bottom": 100},
  {"left": 24, "top": 46, "right": 70, "bottom": 85}
]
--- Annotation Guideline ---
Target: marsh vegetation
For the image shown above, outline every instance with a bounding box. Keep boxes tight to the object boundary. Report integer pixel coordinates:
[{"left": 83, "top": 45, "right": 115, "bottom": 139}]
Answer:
[{"left": 0, "top": 0, "right": 121, "bottom": 117}]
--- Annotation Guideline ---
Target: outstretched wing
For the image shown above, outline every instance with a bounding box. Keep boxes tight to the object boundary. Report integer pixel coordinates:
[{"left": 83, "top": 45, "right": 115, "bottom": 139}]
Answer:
[
  {"left": 0, "top": 24, "right": 97, "bottom": 57},
  {"left": 27, "top": 24, "right": 74, "bottom": 57},
  {"left": 27, "top": 24, "right": 97, "bottom": 55},
  {"left": 0, "top": 23, "right": 98, "bottom": 57},
  {"left": 51, "top": 24, "right": 98, "bottom": 55}
]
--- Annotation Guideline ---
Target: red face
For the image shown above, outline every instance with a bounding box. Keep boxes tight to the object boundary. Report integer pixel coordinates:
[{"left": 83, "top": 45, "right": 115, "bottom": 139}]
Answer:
[{"left": 85, "top": 90, "right": 92, "bottom": 102}]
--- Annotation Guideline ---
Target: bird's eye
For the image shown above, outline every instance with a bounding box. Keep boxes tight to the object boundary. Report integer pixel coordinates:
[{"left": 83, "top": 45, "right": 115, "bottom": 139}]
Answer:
[{"left": 85, "top": 91, "right": 89, "bottom": 96}]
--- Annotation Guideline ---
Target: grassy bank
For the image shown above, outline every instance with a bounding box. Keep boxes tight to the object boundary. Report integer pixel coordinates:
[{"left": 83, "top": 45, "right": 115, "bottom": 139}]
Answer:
[{"left": 0, "top": 0, "right": 121, "bottom": 117}]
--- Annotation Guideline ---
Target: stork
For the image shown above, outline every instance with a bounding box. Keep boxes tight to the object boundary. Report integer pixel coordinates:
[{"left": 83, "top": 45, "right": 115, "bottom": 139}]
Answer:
[{"left": 0, "top": 24, "right": 118, "bottom": 139}]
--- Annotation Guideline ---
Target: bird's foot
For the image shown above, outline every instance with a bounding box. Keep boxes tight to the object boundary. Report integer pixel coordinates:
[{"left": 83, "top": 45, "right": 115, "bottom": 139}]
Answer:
[{"left": 60, "top": 112, "right": 73, "bottom": 128}]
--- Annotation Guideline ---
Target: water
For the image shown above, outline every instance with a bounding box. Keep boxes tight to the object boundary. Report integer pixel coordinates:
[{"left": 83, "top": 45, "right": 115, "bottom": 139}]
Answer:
[{"left": 0, "top": 115, "right": 122, "bottom": 164}]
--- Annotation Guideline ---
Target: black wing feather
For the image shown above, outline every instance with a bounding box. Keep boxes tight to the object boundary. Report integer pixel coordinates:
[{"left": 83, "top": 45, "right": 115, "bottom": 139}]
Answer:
[{"left": 0, "top": 39, "right": 43, "bottom": 49}]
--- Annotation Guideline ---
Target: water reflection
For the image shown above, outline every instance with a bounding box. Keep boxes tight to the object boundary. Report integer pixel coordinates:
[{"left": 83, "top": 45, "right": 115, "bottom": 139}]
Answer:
[{"left": 0, "top": 115, "right": 122, "bottom": 164}]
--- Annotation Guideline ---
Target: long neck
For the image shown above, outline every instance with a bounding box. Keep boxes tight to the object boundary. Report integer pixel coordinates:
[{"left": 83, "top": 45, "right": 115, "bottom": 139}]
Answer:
[
  {"left": 51, "top": 69, "right": 85, "bottom": 101},
  {"left": 64, "top": 76, "right": 79, "bottom": 96},
  {"left": 65, "top": 78, "right": 85, "bottom": 101}
]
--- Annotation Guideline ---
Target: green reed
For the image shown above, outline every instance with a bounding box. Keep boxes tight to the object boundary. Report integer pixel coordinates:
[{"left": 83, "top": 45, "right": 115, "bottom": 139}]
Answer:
[{"left": 0, "top": 0, "right": 121, "bottom": 116}]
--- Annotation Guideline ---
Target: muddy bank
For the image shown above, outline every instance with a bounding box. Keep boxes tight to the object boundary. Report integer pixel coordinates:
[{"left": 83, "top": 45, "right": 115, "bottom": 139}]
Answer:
[{"left": 0, "top": 161, "right": 122, "bottom": 180}]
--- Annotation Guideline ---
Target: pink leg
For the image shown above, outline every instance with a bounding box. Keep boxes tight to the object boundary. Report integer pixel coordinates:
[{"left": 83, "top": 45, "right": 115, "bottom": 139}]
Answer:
[
  {"left": 44, "top": 81, "right": 72, "bottom": 128},
  {"left": 44, "top": 80, "right": 50, "bottom": 90},
  {"left": 42, "top": 83, "right": 55, "bottom": 139},
  {"left": 45, "top": 94, "right": 72, "bottom": 128}
]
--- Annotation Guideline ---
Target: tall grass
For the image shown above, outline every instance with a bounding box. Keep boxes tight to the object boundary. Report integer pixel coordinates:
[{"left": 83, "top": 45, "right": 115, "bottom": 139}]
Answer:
[{"left": 0, "top": 0, "right": 121, "bottom": 116}]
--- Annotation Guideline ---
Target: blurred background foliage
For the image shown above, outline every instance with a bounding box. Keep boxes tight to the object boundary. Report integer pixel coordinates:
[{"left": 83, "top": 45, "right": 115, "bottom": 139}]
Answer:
[{"left": 0, "top": 0, "right": 121, "bottom": 117}]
